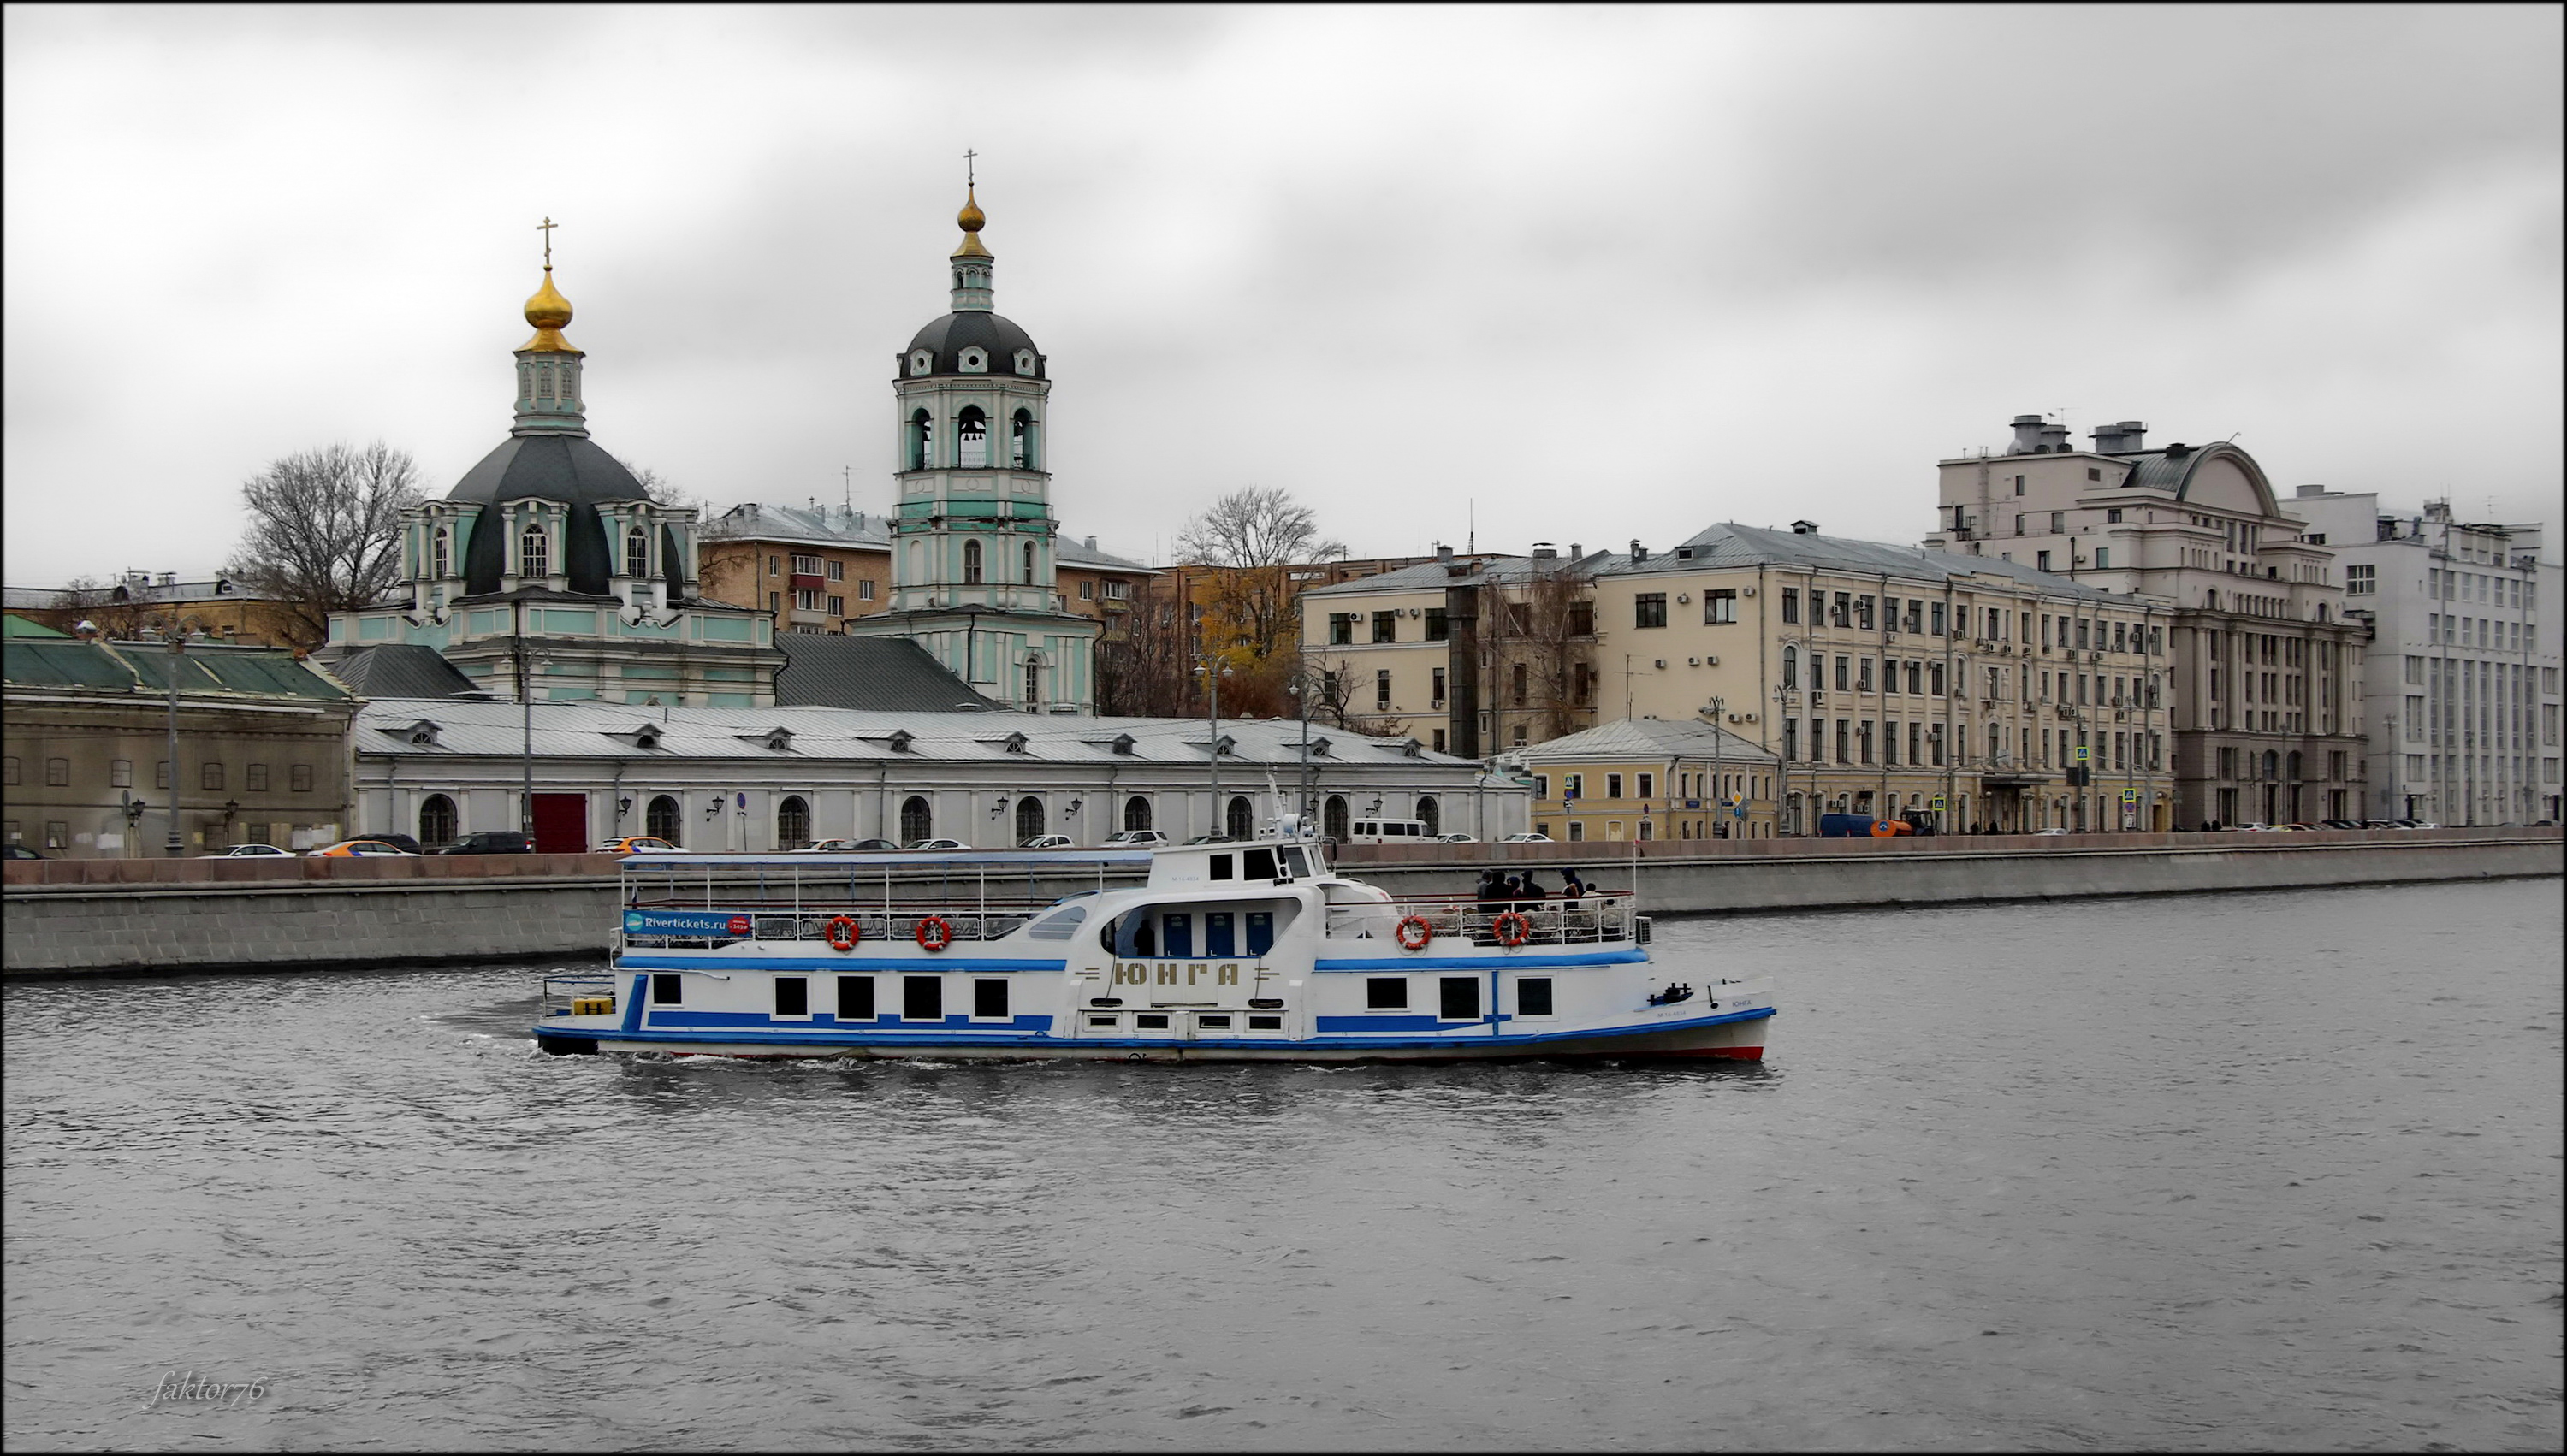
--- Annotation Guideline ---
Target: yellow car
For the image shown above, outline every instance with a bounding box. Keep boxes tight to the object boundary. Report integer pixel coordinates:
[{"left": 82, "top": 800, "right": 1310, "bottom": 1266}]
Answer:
[
  {"left": 306, "top": 839, "right": 413, "bottom": 857},
  {"left": 594, "top": 837, "right": 681, "bottom": 855}
]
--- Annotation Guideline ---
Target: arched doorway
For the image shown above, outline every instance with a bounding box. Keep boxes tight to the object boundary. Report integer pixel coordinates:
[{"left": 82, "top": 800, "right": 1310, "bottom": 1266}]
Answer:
[
  {"left": 899, "top": 796, "right": 933, "bottom": 843},
  {"left": 1416, "top": 796, "right": 1440, "bottom": 836},
  {"left": 646, "top": 795, "right": 681, "bottom": 844},
  {"left": 1225, "top": 795, "right": 1254, "bottom": 839},
  {"left": 1015, "top": 796, "right": 1045, "bottom": 843},
  {"left": 1323, "top": 795, "right": 1349, "bottom": 842},
  {"left": 1123, "top": 796, "right": 1153, "bottom": 832},
  {"left": 777, "top": 795, "right": 811, "bottom": 849},
  {"left": 418, "top": 793, "right": 456, "bottom": 847}
]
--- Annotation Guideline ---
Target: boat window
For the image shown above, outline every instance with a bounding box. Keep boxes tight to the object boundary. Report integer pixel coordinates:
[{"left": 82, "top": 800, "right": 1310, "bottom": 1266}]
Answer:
[
  {"left": 902, "top": 976, "right": 943, "bottom": 1022},
  {"left": 1278, "top": 847, "right": 1310, "bottom": 879},
  {"left": 1027, "top": 904, "right": 1088, "bottom": 940},
  {"left": 651, "top": 974, "right": 683, "bottom": 1005},
  {"left": 838, "top": 975, "right": 875, "bottom": 1020},
  {"left": 775, "top": 976, "right": 809, "bottom": 1017},
  {"left": 1087, "top": 1014, "right": 1119, "bottom": 1027},
  {"left": 974, "top": 980, "right": 1009, "bottom": 1020},
  {"left": 1518, "top": 977, "right": 1554, "bottom": 1017},
  {"left": 1110, "top": 914, "right": 1157, "bottom": 958},
  {"left": 1135, "top": 1013, "right": 1170, "bottom": 1030},
  {"left": 1439, "top": 977, "right": 1480, "bottom": 1021},
  {"left": 1161, "top": 913, "right": 1193, "bottom": 958},
  {"left": 1366, "top": 977, "right": 1408, "bottom": 1009},
  {"left": 1248, "top": 1015, "right": 1284, "bottom": 1030},
  {"left": 1244, "top": 848, "right": 1278, "bottom": 879},
  {"left": 1246, "top": 912, "right": 1274, "bottom": 956},
  {"left": 1197, "top": 1014, "right": 1232, "bottom": 1029},
  {"left": 1206, "top": 912, "right": 1236, "bottom": 957},
  {"left": 1209, "top": 853, "right": 1234, "bottom": 880}
]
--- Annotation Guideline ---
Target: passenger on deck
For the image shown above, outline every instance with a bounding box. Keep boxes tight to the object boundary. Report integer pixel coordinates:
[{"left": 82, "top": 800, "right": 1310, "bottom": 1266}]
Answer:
[
  {"left": 1515, "top": 871, "right": 1548, "bottom": 916},
  {"left": 1560, "top": 867, "right": 1589, "bottom": 897}
]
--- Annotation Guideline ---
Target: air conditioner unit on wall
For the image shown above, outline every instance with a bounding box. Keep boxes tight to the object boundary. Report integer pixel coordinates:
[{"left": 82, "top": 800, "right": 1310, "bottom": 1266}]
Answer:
[
  {"left": 1741, "top": 587, "right": 1758, "bottom": 597},
  {"left": 1704, "top": 655, "right": 1718, "bottom": 666}
]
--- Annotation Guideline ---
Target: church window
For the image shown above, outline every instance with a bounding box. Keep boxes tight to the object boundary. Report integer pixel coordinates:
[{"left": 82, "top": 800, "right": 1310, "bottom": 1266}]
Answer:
[
  {"left": 537, "top": 364, "right": 554, "bottom": 400},
  {"left": 900, "top": 796, "right": 934, "bottom": 843},
  {"left": 626, "top": 526, "right": 649, "bottom": 576},
  {"left": 957, "top": 407, "right": 988, "bottom": 467},
  {"left": 1015, "top": 349, "right": 1036, "bottom": 376},
  {"left": 1025, "top": 660, "right": 1041, "bottom": 703},
  {"left": 907, "top": 410, "right": 932, "bottom": 470},
  {"left": 1023, "top": 541, "right": 1037, "bottom": 585},
  {"left": 910, "top": 351, "right": 933, "bottom": 376},
  {"left": 963, "top": 540, "right": 984, "bottom": 584},
  {"left": 521, "top": 523, "right": 548, "bottom": 579},
  {"left": 1011, "top": 409, "right": 1037, "bottom": 469},
  {"left": 959, "top": 348, "right": 987, "bottom": 373},
  {"left": 432, "top": 527, "right": 450, "bottom": 579}
]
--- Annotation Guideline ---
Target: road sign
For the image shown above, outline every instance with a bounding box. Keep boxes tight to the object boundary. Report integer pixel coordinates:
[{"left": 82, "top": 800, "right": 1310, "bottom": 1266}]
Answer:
[
  {"left": 2075, "top": 744, "right": 2091, "bottom": 763},
  {"left": 2120, "top": 789, "right": 2140, "bottom": 802},
  {"left": 1930, "top": 795, "right": 1947, "bottom": 811}
]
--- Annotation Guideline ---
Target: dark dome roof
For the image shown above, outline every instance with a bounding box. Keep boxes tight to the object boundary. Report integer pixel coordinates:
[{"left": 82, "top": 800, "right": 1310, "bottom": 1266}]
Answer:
[
  {"left": 902, "top": 312, "right": 1045, "bottom": 379},
  {"left": 449, "top": 435, "right": 652, "bottom": 596}
]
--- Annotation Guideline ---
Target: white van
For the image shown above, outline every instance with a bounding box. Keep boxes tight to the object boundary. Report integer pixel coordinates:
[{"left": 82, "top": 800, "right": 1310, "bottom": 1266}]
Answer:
[{"left": 1346, "top": 819, "right": 1432, "bottom": 845}]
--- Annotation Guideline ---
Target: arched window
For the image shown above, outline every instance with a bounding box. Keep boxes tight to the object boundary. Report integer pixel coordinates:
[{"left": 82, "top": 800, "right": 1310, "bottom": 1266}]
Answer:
[
  {"left": 626, "top": 525, "right": 649, "bottom": 577},
  {"left": 2261, "top": 749, "right": 2279, "bottom": 782},
  {"left": 963, "top": 540, "right": 984, "bottom": 584},
  {"left": 418, "top": 794, "right": 457, "bottom": 847},
  {"left": 777, "top": 795, "right": 811, "bottom": 849},
  {"left": 1323, "top": 795, "right": 1349, "bottom": 842},
  {"left": 1015, "top": 796, "right": 1045, "bottom": 843},
  {"left": 957, "top": 406, "right": 988, "bottom": 467},
  {"left": 1023, "top": 541, "right": 1036, "bottom": 585},
  {"left": 646, "top": 795, "right": 681, "bottom": 843},
  {"left": 521, "top": 522, "right": 548, "bottom": 579},
  {"left": 1123, "top": 795, "right": 1153, "bottom": 832},
  {"left": 907, "top": 410, "right": 932, "bottom": 471},
  {"left": 1024, "top": 659, "right": 1040, "bottom": 704},
  {"left": 1226, "top": 796, "right": 1254, "bottom": 839},
  {"left": 431, "top": 526, "right": 450, "bottom": 579},
  {"left": 1011, "top": 408, "right": 1037, "bottom": 469},
  {"left": 2285, "top": 750, "right": 2303, "bottom": 783},
  {"left": 1416, "top": 796, "right": 1439, "bottom": 836},
  {"left": 1781, "top": 644, "right": 1797, "bottom": 689},
  {"left": 899, "top": 795, "right": 933, "bottom": 843}
]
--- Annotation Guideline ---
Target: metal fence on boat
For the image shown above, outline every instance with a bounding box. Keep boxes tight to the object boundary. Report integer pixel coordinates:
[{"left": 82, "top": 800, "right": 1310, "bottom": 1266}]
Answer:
[
  {"left": 1325, "top": 892, "right": 1642, "bottom": 946},
  {"left": 616, "top": 856, "right": 1116, "bottom": 950}
]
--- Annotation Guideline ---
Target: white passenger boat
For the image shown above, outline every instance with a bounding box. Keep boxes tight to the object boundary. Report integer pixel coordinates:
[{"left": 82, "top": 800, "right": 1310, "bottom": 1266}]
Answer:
[{"left": 531, "top": 835, "right": 1774, "bottom": 1062}]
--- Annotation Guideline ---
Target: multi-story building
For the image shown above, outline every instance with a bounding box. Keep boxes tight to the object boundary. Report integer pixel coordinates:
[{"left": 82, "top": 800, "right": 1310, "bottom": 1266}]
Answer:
[
  {"left": 2285, "top": 490, "right": 2559, "bottom": 823},
  {"left": 1924, "top": 415, "right": 2368, "bottom": 826},
  {"left": 326, "top": 248, "right": 780, "bottom": 707},
  {"left": 3, "top": 572, "right": 306, "bottom": 647},
  {"left": 1301, "top": 524, "right": 2178, "bottom": 833},
  {"left": 697, "top": 503, "right": 1152, "bottom": 642},
  {"left": 1510, "top": 717, "right": 1781, "bottom": 843},
  {"left": 3, "top": 634, "right": 358, "bottom": 856}
]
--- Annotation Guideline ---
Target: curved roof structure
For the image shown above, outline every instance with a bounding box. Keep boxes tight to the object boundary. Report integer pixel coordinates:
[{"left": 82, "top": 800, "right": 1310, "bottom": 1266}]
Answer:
[
  {"left": 902, "top": 311, "right": 1045, "bottom": 380},
  {"left": 449, "top": 435, "right": 651, "bottom": 596}
]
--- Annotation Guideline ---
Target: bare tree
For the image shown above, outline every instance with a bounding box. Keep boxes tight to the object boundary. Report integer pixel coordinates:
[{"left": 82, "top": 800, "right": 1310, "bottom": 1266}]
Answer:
[
  {"left": 1491, "top": 559, "right": 1597, "bottom": 747},
  {"left": 615, "top": 456, "right": 704, "bottom": 516},
  {"left": 1096, "top": 574, "right": 1198, "bottom": 717},
  {"left": 224, "top": 441, "right": 423, "bottom": 645},
  {"left": 1177, "top": 488, "right": 1347, "bottom": 666}
]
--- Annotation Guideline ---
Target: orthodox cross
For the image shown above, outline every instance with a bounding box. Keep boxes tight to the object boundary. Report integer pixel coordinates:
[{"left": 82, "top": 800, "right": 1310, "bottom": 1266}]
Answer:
[
  {"left": 537, "top": 216, "right": 558, "bottom": 269},
  {"left": 963, "top": 150, "right": 977, "bottom": 187}
]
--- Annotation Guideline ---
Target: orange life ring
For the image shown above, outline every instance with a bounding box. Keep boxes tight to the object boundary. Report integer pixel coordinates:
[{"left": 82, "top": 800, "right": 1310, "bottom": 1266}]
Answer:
[
  {"left": 1395, "top": 914, "right": 1433, "bottom": 950},
  {"left": 825, "top": 916, "right": 860, "bottom": 952},
  {"left": 1492, "top": 911, "right": 1532, "bottom": 947},
  {"left": 915, "top": 915, "right": 955, "bottom": 953}
]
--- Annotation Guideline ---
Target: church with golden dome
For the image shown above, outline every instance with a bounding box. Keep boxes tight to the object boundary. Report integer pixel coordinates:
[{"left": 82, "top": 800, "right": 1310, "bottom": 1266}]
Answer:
[
  {"left": 839, "top": 186, "right": 1101, "bottom": 713},
  {"left": 322, "top": 232, "right": 782, "bottom": 706}
]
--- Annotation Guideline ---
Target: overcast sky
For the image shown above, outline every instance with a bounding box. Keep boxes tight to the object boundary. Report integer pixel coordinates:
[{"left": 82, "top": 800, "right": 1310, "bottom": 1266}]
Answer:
[{"left": 5, "top": 4, "right": 2559, "bottom": 586}]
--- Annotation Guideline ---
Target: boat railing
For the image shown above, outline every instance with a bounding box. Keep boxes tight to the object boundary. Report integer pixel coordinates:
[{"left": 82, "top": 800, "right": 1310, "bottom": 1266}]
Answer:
[
  {"left": 619, "top": 898, "right": 1064, "bottom": 950},
  {"left": 1325, "top": 891, "right": 1638, "bottom": 946}
]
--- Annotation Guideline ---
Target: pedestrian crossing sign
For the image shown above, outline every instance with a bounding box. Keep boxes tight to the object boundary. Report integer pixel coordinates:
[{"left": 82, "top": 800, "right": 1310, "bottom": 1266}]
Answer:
[
  {"left": 2120, "top": 789, "right": 2140, "bottom": 802},
  {"left": 1930, "top": 795, "right": 1947, "bottom": 811},
  {"left": 2075, "top": 744, "right": 2091, "bottom": 763}
]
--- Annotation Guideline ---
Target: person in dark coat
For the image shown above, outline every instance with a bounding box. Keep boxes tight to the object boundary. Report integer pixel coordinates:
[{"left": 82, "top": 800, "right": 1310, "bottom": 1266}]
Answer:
[{"left": 1560, "top": 867, "right": 1588, "bottom": 897}]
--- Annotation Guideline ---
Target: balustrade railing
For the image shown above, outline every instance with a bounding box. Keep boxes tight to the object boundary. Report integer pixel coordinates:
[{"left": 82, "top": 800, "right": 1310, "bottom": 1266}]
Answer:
[{"left": 1325, "top": 892, "right": 1638, "bottom": 946}]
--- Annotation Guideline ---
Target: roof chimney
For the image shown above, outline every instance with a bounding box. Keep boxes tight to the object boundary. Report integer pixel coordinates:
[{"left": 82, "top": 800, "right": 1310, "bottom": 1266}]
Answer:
[
  {"left": 1085, "top": 536, "right": 1097, "bottom": 551},
  {"left": 2090, "top": 419, "right": 2145, "bottom": 453},
  {"left": 158, "top": 572, "right": 176, "bottom": 588},
  {"left": 1435, "top": 543, "right": 1454, "bottom": 563},
  {"left": 2037, "top": 422, "right": 2069, "bottom": 453},
  {"left": 2295, "top": 483, "right": 2327, "bottom": 499},
  {"left": 1532, "top": 542, "right": 1559, "bottom": 561},
  {"left": 1628, "top": 539, "right": 1647, "bottom": 563},
  {"left": 1569, "top": 542, "right": 1581, "bottom": 559},
  {"left": 2009, "top": 415, "right": 2045, "bottom": 454}
]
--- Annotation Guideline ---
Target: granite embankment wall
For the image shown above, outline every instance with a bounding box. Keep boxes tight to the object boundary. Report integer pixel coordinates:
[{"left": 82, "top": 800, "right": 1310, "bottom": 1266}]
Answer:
[{"left": 3, "top": 829, "right": 2557, "bottom": 977}]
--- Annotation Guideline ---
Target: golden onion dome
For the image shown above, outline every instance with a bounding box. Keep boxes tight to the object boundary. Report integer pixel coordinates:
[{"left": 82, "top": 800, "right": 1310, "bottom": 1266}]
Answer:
[
  {"left": 519, "top": 269, "right": 578, "bottom": 352},
  {"left": 952, "top": 186, "right": 991, "bottom": 258}
]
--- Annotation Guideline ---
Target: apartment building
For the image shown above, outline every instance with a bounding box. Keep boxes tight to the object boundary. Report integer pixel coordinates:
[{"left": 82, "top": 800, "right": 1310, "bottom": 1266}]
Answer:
[
  {"left": 2286, "top": 490, "right": 2558, "bottom": 823},
  {"left": 1924, "top": 416, "right": 2368, "bottom": 826},
  {"left": 699, "top": 503, "right": 1153, "bottom": 638},
  {"left": 1300, "top": 524, "right": 2177, "bottom": 833},
  {"left": 1511, "top": 717, "right": 1781, "bottom": 843}
]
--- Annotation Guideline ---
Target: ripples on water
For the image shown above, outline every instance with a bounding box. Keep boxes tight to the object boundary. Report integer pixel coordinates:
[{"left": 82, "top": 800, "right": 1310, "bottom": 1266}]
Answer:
[{"left": 5, "top": 880, "right": 2560, "bottom": 1451}]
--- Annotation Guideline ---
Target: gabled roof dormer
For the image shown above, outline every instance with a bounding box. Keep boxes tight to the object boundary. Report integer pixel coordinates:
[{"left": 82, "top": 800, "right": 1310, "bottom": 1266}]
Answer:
[
  {"left": 605, "top": 722, "right": 667, "bottom": 750},
  {"left": 737, "top": 726, "right": 795, "bottom": 752},
  {"left": 858, "top": 728, "right": 916, "bottom": 754},
  {"left": 378, "top": 718, "right": 442, "bottom": 747},
  {"left": 1082, "top": 732, "right": 1138, "bottom": 755},
  {"left": 1378, "top": 737, "right": 1424, "bottom": 758},
  {"left": 975, "top": 730, "right": 1030, "bottom": 755}
]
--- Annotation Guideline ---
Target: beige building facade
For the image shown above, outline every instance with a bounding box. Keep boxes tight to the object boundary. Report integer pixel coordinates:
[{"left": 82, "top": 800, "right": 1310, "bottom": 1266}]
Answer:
[
  {"left": 1510, "top": 717, "right": 1781, "bottom": 843},
  {"left": 1301, "top": 524, "right": 2179, "bottom": 833}
]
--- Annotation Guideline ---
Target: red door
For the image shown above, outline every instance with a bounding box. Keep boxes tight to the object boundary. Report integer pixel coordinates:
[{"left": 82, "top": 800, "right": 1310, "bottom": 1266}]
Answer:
[{"left": 531, "top": 793, "right": 588, "bottom": 854}]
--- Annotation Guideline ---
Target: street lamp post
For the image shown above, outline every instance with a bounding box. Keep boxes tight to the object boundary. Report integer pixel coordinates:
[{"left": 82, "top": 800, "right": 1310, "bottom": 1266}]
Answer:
[{"left": 163, "top": 628, "right": 193, "bottom": 857}]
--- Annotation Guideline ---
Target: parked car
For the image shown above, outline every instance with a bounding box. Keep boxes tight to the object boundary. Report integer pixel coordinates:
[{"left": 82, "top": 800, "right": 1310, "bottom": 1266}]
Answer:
[
  {"left": 367, "top": 833, "right": 424, "bottom": 854},
  {"left": 595, "top": 837, "right": 681, "bottom": 855},
  {"left": 2032, "top": 827, "right": 2071, "bottom": 837},
  {"left": 438, "top": 831, "right": 532, "bottom": 855},
  {"left": 1499, "top": 832, "right": 1554, "bottom": 843},
  {"left": 903, "top": 837, "right": 969, "bottom": 851},
  {"left": 1018, "top": 834, "right": 1076, "bottom": 849},
  {"left": 1, "top": 844, "right": 48, "bottom": 860},
  {"left": 795, "top": 837, "right": 899, "bottom": 853},
  {"left": 1105, "top": 830, "right": 1168, "bottom": 846},
  {"left": 201, "top": 843, "right": 293, "bottom": 858},
  {"left": 308, "top": 838, "right": 413, "bottom": 857},
  {"left": 2319, "top": 819, "right": 2362, "bottom": 830},
  {"left": 1434, "top": 832, "right": 1479, "bottom": 843}
]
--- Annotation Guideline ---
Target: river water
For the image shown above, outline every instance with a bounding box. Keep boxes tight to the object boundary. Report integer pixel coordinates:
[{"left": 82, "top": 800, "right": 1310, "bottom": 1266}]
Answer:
[{"left": 5, "top": 879, "right": 2559, "bottom": 1451}]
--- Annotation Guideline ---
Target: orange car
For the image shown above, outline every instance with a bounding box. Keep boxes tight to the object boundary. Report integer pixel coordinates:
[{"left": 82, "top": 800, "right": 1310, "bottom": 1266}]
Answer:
[
  {"left": 594, "top": 837, "right": 681, "bottom": 855},
  {"left": 306, "top": 839, "right": 413, "bottom": 857}
]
